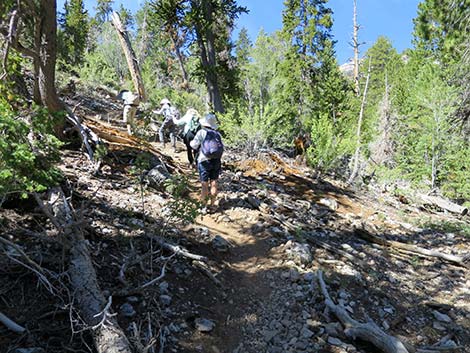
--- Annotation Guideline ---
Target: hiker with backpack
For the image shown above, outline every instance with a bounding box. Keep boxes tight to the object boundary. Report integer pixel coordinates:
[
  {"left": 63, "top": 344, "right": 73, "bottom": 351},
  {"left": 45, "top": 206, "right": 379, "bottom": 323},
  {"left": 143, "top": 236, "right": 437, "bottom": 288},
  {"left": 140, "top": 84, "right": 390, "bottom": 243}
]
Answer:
[
  {"left": 190, "top": 113, "right": 224, "bottom": 212},
  {"left": 117, "top": 90, "right": 140, "bottom": 135},
  {"left": 173, "top": 108, "right": 201, "bottom": 166},
  {"left": 154, "top": 98, "right": 179, "bottom": 151}
]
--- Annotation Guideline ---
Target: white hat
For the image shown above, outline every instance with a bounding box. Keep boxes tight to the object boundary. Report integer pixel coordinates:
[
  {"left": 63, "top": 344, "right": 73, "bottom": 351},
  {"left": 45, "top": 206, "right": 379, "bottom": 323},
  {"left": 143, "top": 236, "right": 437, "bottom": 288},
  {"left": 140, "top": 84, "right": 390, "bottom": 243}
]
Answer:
[
  {"left": 200, "top": 113, "right": 218, "bottom": 129},
  {"left": 182, "top": 108, "right": 199, "bottom": 120},
  {"left": 160, "top": 98, "right": 171, "bottom": 105}
]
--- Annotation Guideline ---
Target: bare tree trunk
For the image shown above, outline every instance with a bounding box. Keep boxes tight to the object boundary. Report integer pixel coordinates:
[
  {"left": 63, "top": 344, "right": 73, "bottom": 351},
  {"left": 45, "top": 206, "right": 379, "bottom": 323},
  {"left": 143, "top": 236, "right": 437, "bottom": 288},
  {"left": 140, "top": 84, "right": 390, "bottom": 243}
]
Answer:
[
  {"left": 348, "top": 57, "right": 371, "bottom": 184},
  {"left": 169, "top": 32, "right": 190, "bottom": 90},
  {"left": 111, "top": 11, "right": 147, "bottom": 102},
  {"left": 38, "top": 0, "right": 63, "bottom": 112},
  {"left": 352, "top": 0, "right": 360, "bottom": 96},
  {"left": 193, "top": 0, "right": 225, "bottom": 113}
]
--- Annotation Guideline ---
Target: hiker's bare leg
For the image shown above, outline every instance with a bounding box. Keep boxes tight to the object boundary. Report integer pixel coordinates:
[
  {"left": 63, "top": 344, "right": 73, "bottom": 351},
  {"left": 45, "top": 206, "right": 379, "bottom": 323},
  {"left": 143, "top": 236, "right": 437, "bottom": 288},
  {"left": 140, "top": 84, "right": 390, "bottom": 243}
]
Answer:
[
  {"left": 210, "top": 180, "right": 218, "bottom": 206},
  {"left": 201, "top": 181, "right": 209, "bottom": 206}
]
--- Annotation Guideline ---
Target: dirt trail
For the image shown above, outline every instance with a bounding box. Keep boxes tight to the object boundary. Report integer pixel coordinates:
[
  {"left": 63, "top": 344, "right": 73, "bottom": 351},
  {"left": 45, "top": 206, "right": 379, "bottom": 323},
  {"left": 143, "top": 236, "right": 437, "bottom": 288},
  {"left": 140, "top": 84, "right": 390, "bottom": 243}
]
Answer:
[
  {"left": 166, "top": 144, "right": 278, "bottom": 352},
  {"left": 2, "top": 133, "right": 469, "bottom": 353}
]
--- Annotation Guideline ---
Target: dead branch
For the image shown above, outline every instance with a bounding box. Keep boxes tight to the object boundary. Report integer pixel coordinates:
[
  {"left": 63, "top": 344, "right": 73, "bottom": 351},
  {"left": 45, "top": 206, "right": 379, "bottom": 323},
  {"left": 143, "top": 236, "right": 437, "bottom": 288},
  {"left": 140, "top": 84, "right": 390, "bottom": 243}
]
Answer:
[
  {"left": 304, "top": 234, "right": 368, "bottom": 268},
  {"left": 91, "top": 296, "right": 116, "bottom": 330},
  {"left": 64, "top": 106, "right": 100, "bottom": 162},
  {"left": 193, "top": 260, "right": 222, "bottom": 287},
  {"left": 145, "top": 234, "right": 207, "bottom": 262},
  {"left": 1, "top": 235, "right": 57, "bottom": 294},
  {"left": 0, "top": 311, "right": 26, "bottom": 333},
  {"left": 119, "top": 250, "right": 162, "bottom": 285},
  {"left": 141, "top": 254, "right": 175, "bottom": 288},
  {"left": 317, "top": 270, "right": 410, "bottom": 353},
  {"left": 354, "top": 227, "right": 468, "bottom": 268}
]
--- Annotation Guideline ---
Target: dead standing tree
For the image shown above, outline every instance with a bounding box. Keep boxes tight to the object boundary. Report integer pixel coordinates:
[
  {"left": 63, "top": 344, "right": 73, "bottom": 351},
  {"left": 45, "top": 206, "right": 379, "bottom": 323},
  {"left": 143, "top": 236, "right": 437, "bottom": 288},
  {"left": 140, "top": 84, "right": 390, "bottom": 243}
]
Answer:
[
  {"left": 348, "top": 57, "right": 371, "bottom": 184},
  {"left": 111, "top": 11, "right": 147, "bottom": 102}
]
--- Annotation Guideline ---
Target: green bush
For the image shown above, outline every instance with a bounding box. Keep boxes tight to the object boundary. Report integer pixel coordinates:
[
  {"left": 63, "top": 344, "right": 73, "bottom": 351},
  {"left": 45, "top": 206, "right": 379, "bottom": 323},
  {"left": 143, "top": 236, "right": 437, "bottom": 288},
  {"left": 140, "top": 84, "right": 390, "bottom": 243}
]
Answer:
[{"left": 0, "top": 95, "right": 63, "bottom": 201}]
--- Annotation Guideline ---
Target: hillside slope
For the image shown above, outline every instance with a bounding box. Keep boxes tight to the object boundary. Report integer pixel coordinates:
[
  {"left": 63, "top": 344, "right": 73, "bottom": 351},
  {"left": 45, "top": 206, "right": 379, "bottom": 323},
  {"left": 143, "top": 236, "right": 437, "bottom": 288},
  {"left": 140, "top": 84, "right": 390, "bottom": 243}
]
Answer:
[{"left": 1, "top": 91, "right": 469, "bottom": 353}]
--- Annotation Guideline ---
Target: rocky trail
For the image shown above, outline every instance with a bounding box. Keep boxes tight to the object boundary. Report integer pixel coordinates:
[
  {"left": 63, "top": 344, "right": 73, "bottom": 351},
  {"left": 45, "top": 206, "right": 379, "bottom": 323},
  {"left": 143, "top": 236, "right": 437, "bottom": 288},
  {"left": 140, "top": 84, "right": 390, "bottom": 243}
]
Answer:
[{"left": 1, "top": 92, "right": 469, "bottom": 353}]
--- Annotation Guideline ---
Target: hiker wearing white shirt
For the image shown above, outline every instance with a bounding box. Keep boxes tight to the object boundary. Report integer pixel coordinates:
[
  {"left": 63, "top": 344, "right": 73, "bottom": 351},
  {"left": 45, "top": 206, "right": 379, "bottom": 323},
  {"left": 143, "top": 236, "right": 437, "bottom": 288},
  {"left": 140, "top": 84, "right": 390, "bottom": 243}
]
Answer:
[{"left": 117, "top": 90, "right": 140, "bottom": 134}]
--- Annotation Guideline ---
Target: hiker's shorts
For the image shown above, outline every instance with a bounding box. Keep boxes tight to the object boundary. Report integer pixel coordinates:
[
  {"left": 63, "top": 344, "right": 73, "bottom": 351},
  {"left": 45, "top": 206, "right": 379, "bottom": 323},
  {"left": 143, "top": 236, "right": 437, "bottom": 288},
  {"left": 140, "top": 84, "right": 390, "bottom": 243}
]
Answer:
[{"left": 198, "top": 159, "right": 221, "bottom": 182}]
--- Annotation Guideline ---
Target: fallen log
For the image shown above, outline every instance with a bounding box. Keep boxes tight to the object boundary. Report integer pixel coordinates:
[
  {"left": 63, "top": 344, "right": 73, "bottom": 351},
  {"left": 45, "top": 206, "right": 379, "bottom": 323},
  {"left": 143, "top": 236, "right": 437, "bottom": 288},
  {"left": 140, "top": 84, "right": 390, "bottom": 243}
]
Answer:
[
  {"left": 38, "top": 188, "right": 132, "bottom": 353},
  {"left": 317, "top": 270, "right": 410, "bottom": 353},
  {"left": 82, "top": 116, "right": 183, "bottom": 174},
  {"left": 354, "top": 227, "right": 468, "bottom": 268},
  {"left": 419, "top": 194, "right": 468, "bottom": 216}
]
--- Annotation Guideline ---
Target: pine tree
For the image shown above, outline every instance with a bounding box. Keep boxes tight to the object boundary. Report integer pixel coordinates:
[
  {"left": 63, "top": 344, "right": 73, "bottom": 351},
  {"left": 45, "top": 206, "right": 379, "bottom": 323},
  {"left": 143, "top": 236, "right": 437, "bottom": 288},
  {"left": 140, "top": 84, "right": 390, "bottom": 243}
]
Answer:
[
  {"left": 95, "top": 0, "right": 114, "bottom": 25},
  {"left": 59, "top": 0, "right": 89, "bottom": 66},
  {"left": 272, "top": 0, "right": 335, "bottom": 143}
]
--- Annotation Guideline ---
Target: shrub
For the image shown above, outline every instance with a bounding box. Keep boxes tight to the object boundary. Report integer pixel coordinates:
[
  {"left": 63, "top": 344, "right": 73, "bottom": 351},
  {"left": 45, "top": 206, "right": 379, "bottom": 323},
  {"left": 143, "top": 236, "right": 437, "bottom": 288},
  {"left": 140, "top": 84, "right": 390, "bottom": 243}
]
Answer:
[{"left": 0, "top": 93, "right": 63, "bottom": 201}]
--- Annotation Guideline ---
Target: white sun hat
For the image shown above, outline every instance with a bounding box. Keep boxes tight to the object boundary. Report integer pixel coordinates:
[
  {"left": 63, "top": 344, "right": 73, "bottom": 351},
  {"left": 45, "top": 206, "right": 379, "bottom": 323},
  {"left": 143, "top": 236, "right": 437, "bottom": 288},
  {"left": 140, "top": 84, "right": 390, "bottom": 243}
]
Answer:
[{"left": 199, "top": 113, "right": 218, "bottom": 129}]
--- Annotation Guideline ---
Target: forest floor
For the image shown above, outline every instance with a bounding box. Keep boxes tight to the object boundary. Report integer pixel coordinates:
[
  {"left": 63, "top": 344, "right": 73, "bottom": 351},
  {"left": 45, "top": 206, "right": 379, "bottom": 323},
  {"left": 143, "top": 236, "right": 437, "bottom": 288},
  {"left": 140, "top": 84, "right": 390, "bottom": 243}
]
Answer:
[{"left": 1, "top": 93, "right": 469, "bottom": 353}]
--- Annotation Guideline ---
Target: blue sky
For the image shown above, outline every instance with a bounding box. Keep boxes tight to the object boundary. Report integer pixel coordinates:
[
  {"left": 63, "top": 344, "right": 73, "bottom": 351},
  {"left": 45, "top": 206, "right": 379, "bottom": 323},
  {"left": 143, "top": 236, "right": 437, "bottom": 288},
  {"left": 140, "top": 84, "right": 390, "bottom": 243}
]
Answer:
[
  {"left": 234, "top": 0, "right": 421, "bottom": 64},
  {"left": 58, "top": 0, "right": 421, "bottom": 64}
]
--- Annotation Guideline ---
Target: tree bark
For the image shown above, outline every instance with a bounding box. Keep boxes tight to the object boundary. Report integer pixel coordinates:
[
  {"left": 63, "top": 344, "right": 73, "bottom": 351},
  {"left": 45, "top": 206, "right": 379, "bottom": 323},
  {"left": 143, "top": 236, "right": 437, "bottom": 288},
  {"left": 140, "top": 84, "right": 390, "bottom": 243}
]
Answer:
[
  {"left": 111, "top": 11, "right": 147, "bottom": 102},
  {"left": 352, "top": 0, "right": 360, "bottom": 96},
  {"left": 38, "top": 0, "right": 64, "bottom": 113},
  {"left": 39, "top": 189, "right": 133, "bottom": 353},
  {"left": 193, "top": 0, "right": 225, "bottom": 113},
  {"left": 169, "top": 32, "right": 190, "bottom": 90},
  {"left": 348, "top": 57, "right": 371, "bottom": 184}
]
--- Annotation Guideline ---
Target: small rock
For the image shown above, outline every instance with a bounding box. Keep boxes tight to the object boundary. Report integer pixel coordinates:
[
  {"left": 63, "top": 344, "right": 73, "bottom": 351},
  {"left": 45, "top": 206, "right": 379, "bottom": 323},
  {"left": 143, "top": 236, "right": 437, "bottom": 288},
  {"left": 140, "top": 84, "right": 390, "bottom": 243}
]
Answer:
[
  {"left": 433, "top": 310, "right": 452, "bottom": 323},
  {"left": 303, "top": 272, "right": 315, "bottom": 282},
  {"left": 119, "top": 303, "right": 136, "bottom": 317},
  {"left": 160, "top": 294, "right": 172, "bottom": 306},
  {"left": 159, "top": 281, "right": 169, "bottom": 293},
  {"left": 285, "top": 241, "right": 313, "bottom": 265},
  {"left": 245, "top": 195, "right": 261, "bottom": 209},
  {"left": 270, "top": 226, "right": 285, "bottom": 236},
  {"left": 263, "top": 329, "right": 278, "bottom": 342},
  {"left": 432, "top": 321, "right": 446, "bottom": 331},
  {"left": 328, "top": 337, "right": 345, "bottom": 346},
  {"left": 126, "top": 296, "right": 140, "bottom": 303},
  {"left": 301, "top": 326, "right": 314, "bottom": 338},
  {"left": 442, "top": 339, "right": 457, "bottom": 348},
  {"left": 318, "top": 197, "right": 338, "bottom": 210},
  {"left": 289, "top": 268, "right": 301, "bottom": 282},
  {"left": 195, "top": 318, "right": 215, "bottom": 332},
  {"left": 198, "top": 227, "right": 210, "bottom": 237},
  {"left": 295, "top": 339, "right": 309, "bottom": 350},
  {"left": 212, "top": 235, "right": 231, "bottom": 253},
  {"left": 324, "top": 322, "right": 341, "bottom": 337},
  {"left": 129, "top": 218, "right": 144, "bottom": 228}
]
